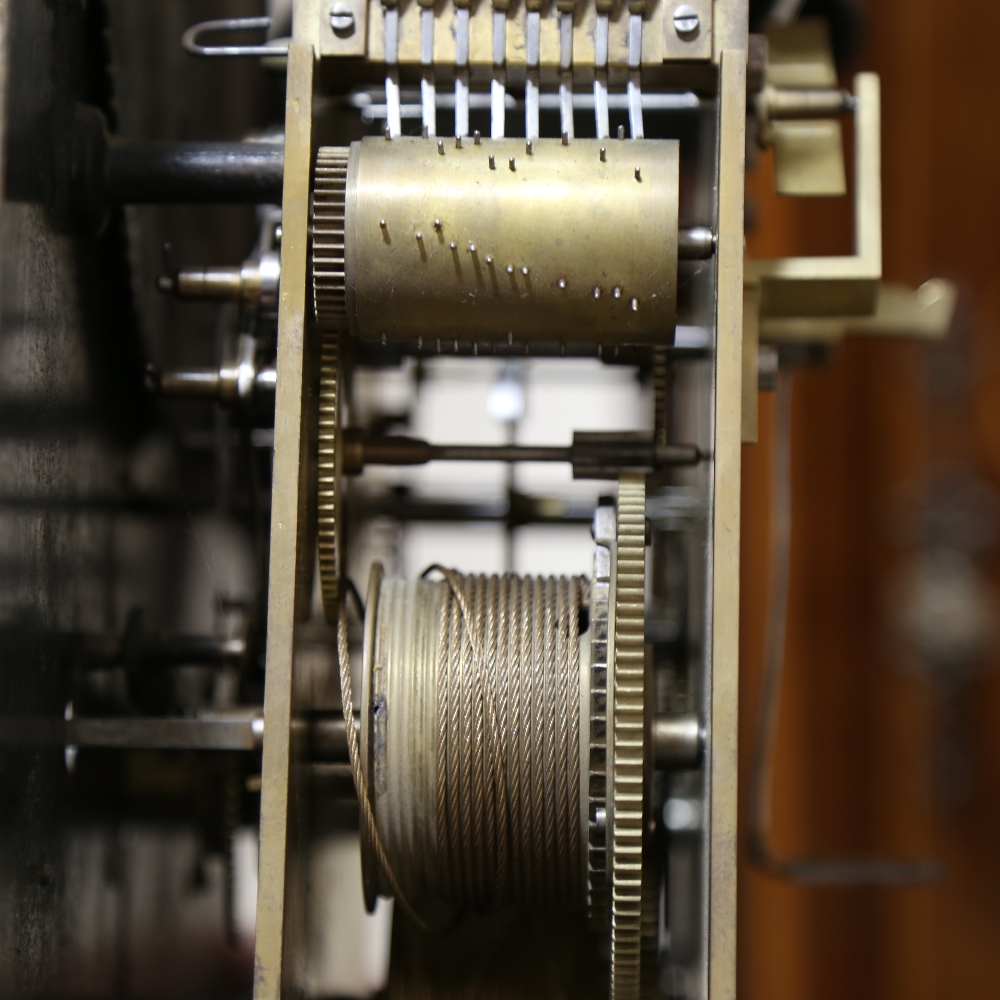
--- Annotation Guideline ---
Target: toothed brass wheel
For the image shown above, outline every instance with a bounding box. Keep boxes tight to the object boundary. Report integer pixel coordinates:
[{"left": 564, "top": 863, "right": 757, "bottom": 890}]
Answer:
[
  {"left": 312, "top": 146, "right": 350, "bottom": 622},
  {"left": 609, "top": 472, "right": 647, "bottom": 1000},
  {"left": 317, "top": 331, "right": 341, "bottom": 622}
]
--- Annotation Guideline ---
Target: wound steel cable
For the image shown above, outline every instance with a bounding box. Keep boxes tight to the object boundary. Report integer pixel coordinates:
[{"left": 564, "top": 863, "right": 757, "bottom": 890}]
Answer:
[{"left": 364, "top": 567, "right": 588, "bottom": 916}]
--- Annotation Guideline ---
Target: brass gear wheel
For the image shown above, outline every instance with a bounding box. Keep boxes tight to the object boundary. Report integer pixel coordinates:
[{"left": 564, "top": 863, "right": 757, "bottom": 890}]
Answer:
[
  {"left": 312, "top": 146, "right": 349, "bottom": 327},
  {"left": 313, "top": 147, "right": 349, "bottom": 622},
  {"left": 609, "top": 472, "right": 647, "bottom": 1000},
  {"left": 317, "top": 331, "right": 341, "bottom": 622}
]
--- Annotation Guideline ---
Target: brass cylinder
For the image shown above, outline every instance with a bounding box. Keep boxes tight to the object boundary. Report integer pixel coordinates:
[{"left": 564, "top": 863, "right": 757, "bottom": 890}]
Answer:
[{"left": 327, "top": 136, "right": 679, "bottom": 345}]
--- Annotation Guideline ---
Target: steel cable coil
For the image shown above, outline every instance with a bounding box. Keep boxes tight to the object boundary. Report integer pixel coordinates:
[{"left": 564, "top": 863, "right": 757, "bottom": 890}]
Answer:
[{"left": 358, "top": 567, "right": 590, "bottom": 916}]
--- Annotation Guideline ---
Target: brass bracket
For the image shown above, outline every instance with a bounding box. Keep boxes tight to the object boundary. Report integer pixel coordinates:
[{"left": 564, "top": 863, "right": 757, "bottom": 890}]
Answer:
[
  {"left": 295, "top": 0, "right": 370, "bottom": 57},
  {"left": 360, "top": 0, "right": 712, "bottom": 68},
  {"left": 760, "top": 278, "right": 957, "bottom": 345},
  {"left": 746, "top": 72, "right": 882, "bottom": 319},
  {"left": 742, "top": 277, "right": 956, "bottom": 448},
  {"left": 662, "top": 0, "right": 713, "bottom": 62}
]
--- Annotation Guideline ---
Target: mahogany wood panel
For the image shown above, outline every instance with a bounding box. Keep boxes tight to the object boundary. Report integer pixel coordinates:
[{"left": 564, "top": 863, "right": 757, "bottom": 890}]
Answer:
[{"left": 738, "top": 3, "right": 1000, "bottom": 997}]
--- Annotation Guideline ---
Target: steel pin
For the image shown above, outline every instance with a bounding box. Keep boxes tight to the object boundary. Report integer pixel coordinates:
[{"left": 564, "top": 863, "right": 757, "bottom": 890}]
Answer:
[
  {"left": 526, "top": 139, "right": 533, "bottom": 155},
  {"left": 509, "top": 156, "right": 516, "bottom": 171},
  {"left": 600, "top": 146, "right": 606, "bottom": 162},
  {"left": 489, "top": 154, "right": 496, "bottom": 170},
  {"left": 474, "top": 130, "right": 482, "bottom": 145},
  {"left": 561, "top": 131, "right": 569, "bottom": 145},
  {"left": 618, "top": 125, "right": 625, "bottom": 139},
  {"left": 634, "top": 166, "right": 641, "bottom": 181},
  {"left": 438, "top": 139, "right": 445, "bottom": 155}
]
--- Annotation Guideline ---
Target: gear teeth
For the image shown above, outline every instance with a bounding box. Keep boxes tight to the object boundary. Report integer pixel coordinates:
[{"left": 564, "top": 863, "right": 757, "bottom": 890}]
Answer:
[
  {"left": 314, "top": 147, "right": 349, "bottom": 620},
  {"left": 588, "top": 531, "right": 611, "bottom": 928},
  {"left": 313, "top": 147, "right": 349, "bottom": 328},
  {"left": 610, "top": 472, "right": 647, "bottom": 1000},
  {"left": 317, "top": 332, "right": 341, "bottom": 622}
]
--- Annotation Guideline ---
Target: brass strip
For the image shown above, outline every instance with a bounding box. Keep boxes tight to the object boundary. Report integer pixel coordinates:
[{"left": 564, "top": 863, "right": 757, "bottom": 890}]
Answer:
[
  {"left": 707, "top": 48, "right": 747, "bottom": 1000},
  {"left": 253, "top": 41, "right": 315, "bottom": 1000}
]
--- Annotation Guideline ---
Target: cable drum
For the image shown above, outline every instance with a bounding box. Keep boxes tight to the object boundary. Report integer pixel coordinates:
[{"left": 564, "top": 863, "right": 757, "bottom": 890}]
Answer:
[{"left": 360, "top": 565, "right": 592, "bottom": 920}]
